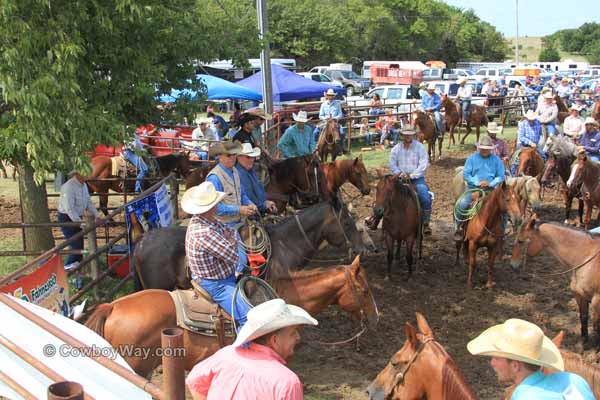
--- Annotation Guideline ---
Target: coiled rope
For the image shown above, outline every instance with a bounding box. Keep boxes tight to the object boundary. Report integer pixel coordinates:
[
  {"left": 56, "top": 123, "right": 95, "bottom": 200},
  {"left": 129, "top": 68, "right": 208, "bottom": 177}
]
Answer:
[
  {"left": 238, "top": 219, "right": 271, "bottom": 277},
  {"left": 231, "top": 275, "right": 280, "bottom": 333},
  {"left": 453, "top": 188, "right": 487, "bottom": 222}
]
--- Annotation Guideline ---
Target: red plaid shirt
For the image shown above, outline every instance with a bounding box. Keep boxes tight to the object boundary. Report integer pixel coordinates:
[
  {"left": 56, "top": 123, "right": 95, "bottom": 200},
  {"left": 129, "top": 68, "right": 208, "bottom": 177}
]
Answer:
[{"left": 185, "top": 215, "right": 239, "bottom": 280}]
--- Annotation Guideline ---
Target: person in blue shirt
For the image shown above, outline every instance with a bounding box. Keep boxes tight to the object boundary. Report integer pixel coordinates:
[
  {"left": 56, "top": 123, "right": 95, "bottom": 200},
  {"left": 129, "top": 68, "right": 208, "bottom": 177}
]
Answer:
[
  {"left": 454, "top": 135, "right": 505, "bottom": 241},
  {"left": 235, "top": 143, "right": 278, "bottom": 214},
  {"left": 420, "top": 83, "right": 443, "bottom": 135},
  {"left": 468, "top": 318, "right": 594, "bottom": 400},
  {"left": 277, "top": 111, "right": 315, "bottom": 158},
  {"left": 206, "top": 111, "right": 228, "bottom": 138},
  {"left": 578, "top": 118, "right": 600, "bottom": 162},
  {"left": 317, "top": 88, "right": 346, "bottom": 151},
  {"left": 510, "top": 110, "right": 546, "bottom": 175},
  {"left": 121, "top": 132, "right": 149, "bottom": 192}
]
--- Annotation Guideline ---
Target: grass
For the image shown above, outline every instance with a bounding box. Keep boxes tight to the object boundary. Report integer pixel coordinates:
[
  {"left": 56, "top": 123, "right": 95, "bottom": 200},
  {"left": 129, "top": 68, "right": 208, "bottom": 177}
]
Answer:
[
  {"left": 506, "top": 36, "right": 587, "bottom": 63},
  {"left": 0, "top": 235, "right": 26, "bottom": 276}
]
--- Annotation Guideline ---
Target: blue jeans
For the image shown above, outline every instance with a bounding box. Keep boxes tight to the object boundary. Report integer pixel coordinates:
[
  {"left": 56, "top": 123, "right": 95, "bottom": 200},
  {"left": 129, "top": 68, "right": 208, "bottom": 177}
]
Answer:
[
  {"left": 195, "top": 150, "right": 208, "bottom": 161},
  {"left": 589, "top": 154, "right": 600, "bottom": 163},
  {"left": 461, "top": 100, "right": 471, "bottom": 122},
  {"left": 364, "top": 132, "right": 373, "bottom": 145},
  {"left": 510, "top": 146, "right": 547, "bottom": 176},
  {"left": 380, "top": 129, "right": 399, "bottom": 144},
  {"left": 432, "top": 111, "right": 443, "bottom": 135},
  {"left": 198, "top": 274, "right": 251, "bottom": 328},
  {"left": 543, "top": 123, "right": 557, "bottom": 136},
  {"left": 411, "top": 177, "right": 432, "bottom": 214},
  {"left": 58, "top": 212, "right": 83, "bottom": 266},
  {"left": 122, "top": 150, "right": 148, "bottom": 192},
  {"left": 369, "top": 109, "right": 385, "bottom": 116}
]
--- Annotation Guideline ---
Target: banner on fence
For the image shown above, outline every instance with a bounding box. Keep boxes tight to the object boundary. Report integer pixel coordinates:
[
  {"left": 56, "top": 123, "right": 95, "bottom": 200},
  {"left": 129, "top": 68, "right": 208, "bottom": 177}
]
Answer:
[
  {"left": 125, "top": 183, "right": 173, "bottom": 251},
  {"left": 0, "top": 254, "right": 70, "bottom": 317}
]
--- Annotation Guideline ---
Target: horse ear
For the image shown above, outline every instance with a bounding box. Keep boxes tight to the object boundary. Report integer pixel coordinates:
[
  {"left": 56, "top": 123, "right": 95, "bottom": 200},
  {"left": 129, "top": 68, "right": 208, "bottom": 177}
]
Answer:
[
  {"left": 415, "top": 312, "right": 433, "bottom": 337},
  {"left": 404, "top": 322, "right": 418, "bottom": 348},
  {"left": 551, "top": 330, "right": 565, "bottom": 348},
  {"left": 353, "top": 157, "right": 359, "bottom": 166},
  {"left": 501, "top": 180, "right": 507, "bottom": 189},
  {"left": 351, "top": 255, "right": 361, "bottom": 276}
]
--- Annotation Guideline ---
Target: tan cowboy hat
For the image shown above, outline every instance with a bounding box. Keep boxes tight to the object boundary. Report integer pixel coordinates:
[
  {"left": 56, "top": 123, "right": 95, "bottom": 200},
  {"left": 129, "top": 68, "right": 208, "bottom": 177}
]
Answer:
[
  {"left": 577, "top": 145, "right": 586, "bottom": 154},
  {"left": 477, "top": 135, "right": 495, "bottom": 150},
  {"left": 524, "top": 110, "right": 538, "bottom": 121},
  {"left": 209, "top": 140, "right": 243, "bottom": 157},
  {"left": 400, "top": 126, "right": 417, "bottom": 135},
  {"left": 427, "top": 83, "right": 436, "bottom": 91},
  {"left": 233, "top": 299, "right": 318, "bottom": 347},
  {"left": 238, "top": 142, "right": 261, "bottom": 158},
  {"left": 419, "top": 82, "right": 427, "bottom": 88},
  {"left": 248, "top": 107, "right": 273, "bottom": 121},
  {"left": 292, "top": 110, "right": 310, "bottom": 123},
  {"left": 467, "top": 318, "right": 564, "bottom": 371},
  {"left": 543, "top": 91, "right": 554, "bottom": 99},
  {"left": 195, "top": 117, "right": 212, "bottom": 125},
  {"left": 561, "top": 77, "right": 569, "bottom": 83},
  {"left": 324, "top": 88, "right": 337, "bottom": 97},
  {"left": 181, "top": 181, "right": 227, "bottom": 215},
  {"left": 584, "top": 117, "right": 599, "bottom": 127},
  {"left": 541, "top": 87, "right": 551, "bottom": 93},
  {"left": 569, "top": 104, "right": 583, "bottom": 112},
  {"left": 486, "top": 122, "right": 502, "bottom": 134},
  {"left": 456, "top": 77, "right": 468, "bottom": 84}
]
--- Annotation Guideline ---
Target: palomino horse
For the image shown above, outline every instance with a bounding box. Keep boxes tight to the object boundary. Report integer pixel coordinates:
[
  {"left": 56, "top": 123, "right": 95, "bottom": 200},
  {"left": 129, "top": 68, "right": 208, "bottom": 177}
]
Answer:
[
  {"left": 455, "top": 182, "right": 522, "bottom": 288},
  {"left": 458, "top": 104, "right": 488, "bottom": 145},
  {"left": 412, "top": 110, "right": 442, "bottom": 160},
  {"left": 134, "top": 199, "right": 374, "bottom": 289},
  {"left": 441, "top": 94, "right": 461, "bottom": 147},
  {"left": 317, "top": 119, "right": 342, "bottom": 162},
  {"left": 88, "top": 153, "right": 191, "bottom": 215},
  {"left": 568, "top": 153, "right": 600, "bottom": 229},
  {"left": 541, "top": 134, "right": 583, "bottom": 224},
  {"left": 511, "top": 216, "right": 600, "bottom": 343},
  {"left": 515, "top": 147, "right": 545, "bottom": 178},
  {"left": 320, "top": 156, "right": 371, "bottom": 199},
  {"left": 367, "top": 172, "right": 421, "bottom": 279},
  {"left": 86, "top": 257, "right": 379, "bottom": 377},
  {"left": 366, "top": 312, "right": 477, "bottom": 400}
]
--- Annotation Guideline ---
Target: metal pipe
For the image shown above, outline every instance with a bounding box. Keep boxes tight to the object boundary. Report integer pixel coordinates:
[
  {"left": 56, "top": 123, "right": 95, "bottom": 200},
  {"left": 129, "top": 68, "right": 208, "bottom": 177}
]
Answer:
[
  {"left": 161, "top": 328, "right": 185, "bottom": 400},
  {"left": 0, "top": 293, "right": 164, "bottom": 399},
  {"left": 257, "top": 0, "right": 274, "bottom": 127},
  {"left": 47, "top": 381, "right": 84, "bottom": 400},
  {"left": 0, "top": 370, "right": 38, "bottom": 400}
]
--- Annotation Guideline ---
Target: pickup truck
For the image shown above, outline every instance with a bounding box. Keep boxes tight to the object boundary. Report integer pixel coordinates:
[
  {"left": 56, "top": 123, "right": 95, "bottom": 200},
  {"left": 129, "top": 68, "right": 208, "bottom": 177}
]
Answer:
[
  {"left": 345, "top": 85, "right": 419, "bottom": 113},
  {"left": 324, "top": 69, "right": 371, "bottom": 96}
]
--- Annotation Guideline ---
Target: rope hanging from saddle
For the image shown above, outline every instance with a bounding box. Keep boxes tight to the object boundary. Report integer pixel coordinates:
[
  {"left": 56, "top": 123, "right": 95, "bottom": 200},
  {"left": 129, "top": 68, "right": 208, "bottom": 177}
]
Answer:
[
  {"left": 453, "top": 188, "right": 488, "bottom": 222},
  {"left": 231, "top": 275, "right": 279, "bottom": 334},
  {"left": 237, "top": 219, "right": 272, "bottom": 278}
]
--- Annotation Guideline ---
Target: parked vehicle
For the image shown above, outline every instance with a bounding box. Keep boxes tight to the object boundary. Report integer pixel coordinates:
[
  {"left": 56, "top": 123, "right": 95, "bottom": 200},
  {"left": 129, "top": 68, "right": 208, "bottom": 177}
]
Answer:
[
  {"left": 422, "top": 68, "right": 444, "bottom": 81},
  {"left": 426, "top": 80, "right": 485, "bottom": 106},
  {"left": 297, "top": 72, "right": 344, "bottom": 87},
  {"left": 579, "top": 69, "right": 600, "bottom": 80},
  {"left": 362, "top": 60, "right": 428, "bottom": 79},
  {"left": 308, "top": 66, "right": 330, "bottom": 74},
  {"left": 345, "top": 85, "right": 418, "bottom": 113},
  {"left": 324, "top": 69, "right": 371, "bottom": 96},
  {"left": 369, "top": 63, "right": 423, "bottom": 85},
  {"left": 472, "top": 67, "right": 506, "bottom": 80}
]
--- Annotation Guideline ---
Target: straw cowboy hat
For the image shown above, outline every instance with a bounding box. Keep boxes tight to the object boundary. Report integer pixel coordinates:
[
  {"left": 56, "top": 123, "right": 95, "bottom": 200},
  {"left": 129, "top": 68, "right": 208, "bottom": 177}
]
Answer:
[
  {"left": 195, "top": 117, "right": 212, "bottom": 125},
  {"left": 584, "top": 117, "right": 599, "bottom": 127},
  {"left": 419, "top": 82, "right": 427, "bottom": 88},
  {"left": 456, "top": 77, "right": 468, "bottom": 84},
  {"left": 209, "top": 140, "right": 243, "bottom": 157},
  {"left": 233, "top": 299, "right": 318, "bottom": 347},
  {"left": 577, "top": 146, "right": 586, "bottom": 154},
  {"left": 467, "top": 318, "right": 564, "bottom": 371},
  {"left": 427, "top": 83, "right": 437, "bottom": 91},
  {"left": 561, "top": 77, "right": 569, "bottom": 83},
  {"left": 543, "top": 91, "right": 554, "bottom": 99},
  {"left": 400, "top": 126, "right": 417, "bottom": 135},
  {"left": 238, "top": 142, "right": 261, "bottom": 158},
  {"left": 324, "top": 88, "right": 337, "bottom": 97},
  {"left": 477, "top": 135, "right": 495, "bottom": 150},
  {"left": 486, "top": 122, "right": 502, "bottom": 134},
  {"left": 181, "top": 181, "right": 227, "bottom": 215},
  {"left": 292, "top": 110, "right": 310, "bottom": 123},
  {"left": 524, "top": 110, "right": 538, "bottom": 121},
  {"left": 248, "top": 107, "right": 273, "bottom": 121},
  {"left": 569, "top": 104, "right": 583, "bottom": 112},
  {"left": 541, "top": 86, "right": 551, "bottom": 94},
  {"left": 237, "top": 112, "right": 261, "bottom": 127}
]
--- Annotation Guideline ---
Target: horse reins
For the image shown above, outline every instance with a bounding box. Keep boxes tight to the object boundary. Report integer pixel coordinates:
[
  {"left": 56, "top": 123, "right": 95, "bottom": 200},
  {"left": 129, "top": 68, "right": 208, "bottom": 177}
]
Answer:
[
  {"left": 519, "top": 236, "right": 600, "bottom": 276},
  {"left": 384, "top": 336, "right": 435, "bottom": 399},
  {"left": 293, "top": 204, "right": 353, "bottom": 255}
]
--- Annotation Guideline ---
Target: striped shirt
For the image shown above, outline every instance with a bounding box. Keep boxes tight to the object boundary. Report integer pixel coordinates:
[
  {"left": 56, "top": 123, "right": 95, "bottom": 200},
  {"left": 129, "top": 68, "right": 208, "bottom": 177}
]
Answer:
[
  {"left": 389, "top": 140, "right": 429, "bottom": 179},
  {"left": 185, "top": 215, "right": 239, "bottom": 280}
]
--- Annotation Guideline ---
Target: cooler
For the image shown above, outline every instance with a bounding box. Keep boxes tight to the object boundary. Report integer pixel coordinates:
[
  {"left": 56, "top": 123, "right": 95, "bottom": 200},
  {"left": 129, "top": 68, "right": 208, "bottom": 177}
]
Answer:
[{"left": 107, "top": 244, "right": 130, "bottom": 278}]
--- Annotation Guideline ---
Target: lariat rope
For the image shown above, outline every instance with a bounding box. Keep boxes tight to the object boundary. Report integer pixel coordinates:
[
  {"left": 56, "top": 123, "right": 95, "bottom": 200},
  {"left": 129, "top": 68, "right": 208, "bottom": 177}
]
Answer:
[{"left": 453, "top": 188, "right": 487, "bottom": 222}]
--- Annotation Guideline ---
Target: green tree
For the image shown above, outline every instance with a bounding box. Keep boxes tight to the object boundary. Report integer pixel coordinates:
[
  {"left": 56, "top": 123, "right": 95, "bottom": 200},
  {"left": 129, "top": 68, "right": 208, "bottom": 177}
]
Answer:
[
  {"left": 539, "top": 45, "right": 561, "bottom": 62},
  {"left": 587, "top": 41, "right": 600, "bottom": 65}
]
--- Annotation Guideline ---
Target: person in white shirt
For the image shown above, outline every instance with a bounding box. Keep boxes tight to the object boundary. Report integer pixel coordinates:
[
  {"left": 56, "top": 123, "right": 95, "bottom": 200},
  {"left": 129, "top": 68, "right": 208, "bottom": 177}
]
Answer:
[
  {"left": 481, "top": 78, "right": 493, "bottom": 97},
  {"left": 456, "top": 77, "right": 473, "bottom": 122},
  {"left": 191, "top": 117, "right": 219, "bottom": 160},
  {"left": 563, "top": 104, "right": 585, "bottom": 140},
  {"left": 537, "top": 87, "right": 551, "bottom": 108},
  {"left": 57, "top": 171, "right": 101, "bottom": 270},
  {"left": 536, "top": 91, "right": 559, "bottom": 138},
  {"left": 556, "top": 77, "right": 572, "bottom": 103}
]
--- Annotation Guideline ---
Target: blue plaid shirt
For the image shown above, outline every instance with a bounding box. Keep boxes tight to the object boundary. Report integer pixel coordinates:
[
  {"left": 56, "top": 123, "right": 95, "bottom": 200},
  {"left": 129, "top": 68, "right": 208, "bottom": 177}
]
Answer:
[
  {"left": 389, "top": 140, "right": 429, "bottom": 179},
  {"left": 518, "top": 119, "right": 542, "bottom": 147},
  {"left": 421, "top": 92, "right": 442, "bottom": 111}
]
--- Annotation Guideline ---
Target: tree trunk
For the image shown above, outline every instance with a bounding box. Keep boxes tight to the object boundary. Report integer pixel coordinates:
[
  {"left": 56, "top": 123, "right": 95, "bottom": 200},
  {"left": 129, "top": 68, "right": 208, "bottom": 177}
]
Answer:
[{"left": 16, "top": 162, "right": 55, "bottom": 255}]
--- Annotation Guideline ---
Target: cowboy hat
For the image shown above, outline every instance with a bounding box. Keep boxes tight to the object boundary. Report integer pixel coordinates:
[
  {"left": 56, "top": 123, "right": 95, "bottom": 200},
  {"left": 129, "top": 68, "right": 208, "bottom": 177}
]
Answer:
[
  {"left": 400, "top": 126, "right": 417, "bottom": 135},
  {"left": 456, "top": 77, "right": 468, "bottom": 84},
  {"left": 238, "top": 142, "right": 261, "bottom": 158},
  {"left": 248, "top": 107, "right": 273, "bottom": 121},
  {"left": 324, "top": 88, "right": 337, "bottom": 96},
  {"left": 209, "top": 140, "right": 243, "bottom": 157},
  {"left": 584, "top": 117, "right": 599, "bottom": 127},
  {"left": 233, "top": 299, "right": 318, "bottom": 347},
  {"left": 419, "top": 82, "right": 427, "bottom": 88},
  {"left": 467, "top": 318, "right": 564, "bottom": 371},
  {"left": 237, "top": 112, "right": 261, "bottom": 127},
  {"left": 524, "top": 110, "right": 538, "bottom": 121},
  {"left": 541, "top": 86, "right": 551, "bottom": 93},
  {"left": 486, "top": 122, "right": 502, "bottom": 134},
  {"left": 195, "top": 117, "right": 212, "bottom": 125},
  {"left": 477, "top": 135, "right": 495, "bottom": 150},
  {"left": 181, "top": 181, "right": 227, "bottom": 215},
  {"left": 577, "top": 145, "right": 586, "bottom": 154},
  {"left": 569, "top": 104, "right": 583, "bottom": 112},
  {"left": 427, "top": 83, "right": 437, "bottom": 91},
  {"left": 561, "top": 77, "right": 569, "bottom": 83},
  {"left": 293, "top": 110, "right": 310, "bottom": 123},
  {"left": 543, "top": 92, "right": 554, "bottom": 99}
]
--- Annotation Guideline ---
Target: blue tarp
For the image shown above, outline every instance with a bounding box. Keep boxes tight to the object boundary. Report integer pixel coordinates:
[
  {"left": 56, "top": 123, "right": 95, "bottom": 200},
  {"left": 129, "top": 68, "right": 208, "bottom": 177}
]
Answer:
[
  {"left": 236, "top": 64, "right": 345, "bottom": 102},
  {"left": 159, "top": 74, "right": 262, "bottom": 102}
]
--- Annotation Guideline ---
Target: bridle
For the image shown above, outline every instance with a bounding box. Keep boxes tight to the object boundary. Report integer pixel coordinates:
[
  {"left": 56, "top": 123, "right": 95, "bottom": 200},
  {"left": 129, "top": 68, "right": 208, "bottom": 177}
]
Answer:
[
  {"left": 289, "top": 159, "right": 314, "bottom": 194},
  {"left": 384, "top": 336, "right": 435, "bottom": 399},
  {"left": 295, "top": 204, "right": 352, "bottom": 251}
]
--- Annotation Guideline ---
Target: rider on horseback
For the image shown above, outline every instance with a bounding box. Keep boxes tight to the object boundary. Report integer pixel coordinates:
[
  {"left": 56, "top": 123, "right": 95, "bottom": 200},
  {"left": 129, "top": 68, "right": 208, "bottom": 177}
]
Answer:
[
  {"left": 389, "top": 127, "right": 433, "bottom": 235},
  {"left": 121, "top": 130, "right": 149, "bottom": 192},
  {"left": 510, "top": 110, "right": 546, "bottom": 176},
  {"left": 536, "top": 91, "right": 559, "bottom": 138},
  {"left": 456, "top": 77, "right": 473, "bottom": 123},
  {"left": 578, "top": 118, "right": 600, "bottom": 162},
  {"left": 421, "top": 83, "right": 443, "bottom": 136},
  {"left": 277, "top": 111, "right": 315, "bottom": 158},
  {"left": 317, "top": 88, "right": 345, "bottom": 151},
  {"left": 235, "top": 143, "right": 278, "bottom": 214}
]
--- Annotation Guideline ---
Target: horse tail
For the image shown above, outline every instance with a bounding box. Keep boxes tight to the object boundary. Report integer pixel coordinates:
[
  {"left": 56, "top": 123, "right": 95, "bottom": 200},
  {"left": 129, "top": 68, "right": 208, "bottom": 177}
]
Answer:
[
  {"left": 85, "top": 303, "right": 114, "bottom": 337},
  {"left": 481, "top": 110, "right": 489, "bottom": 126}
]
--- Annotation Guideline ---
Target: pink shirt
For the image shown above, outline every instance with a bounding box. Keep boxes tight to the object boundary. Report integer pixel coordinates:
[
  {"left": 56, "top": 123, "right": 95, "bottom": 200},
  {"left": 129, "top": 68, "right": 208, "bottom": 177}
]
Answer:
[{"left": 186, "top": 343, "right": 303, "bottom": 400}]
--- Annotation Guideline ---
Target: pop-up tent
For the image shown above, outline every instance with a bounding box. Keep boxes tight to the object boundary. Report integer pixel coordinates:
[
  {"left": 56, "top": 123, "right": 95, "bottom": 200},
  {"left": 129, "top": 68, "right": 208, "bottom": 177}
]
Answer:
[
  {"left": 236, "top": 64, "right": 345, "bottom": 102},
  {"left": 158, "top": 74, "right": 262, "bottom": 102}
]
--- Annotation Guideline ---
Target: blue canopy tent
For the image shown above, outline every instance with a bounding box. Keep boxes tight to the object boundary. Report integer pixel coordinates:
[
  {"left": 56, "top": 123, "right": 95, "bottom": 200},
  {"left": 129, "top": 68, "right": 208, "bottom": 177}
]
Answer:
[
  {"left": 158, "top": 74, "right": 262, "bottom": 102},
  {"left": 236, "top": 64, "right": 345, "bottom": 102}
]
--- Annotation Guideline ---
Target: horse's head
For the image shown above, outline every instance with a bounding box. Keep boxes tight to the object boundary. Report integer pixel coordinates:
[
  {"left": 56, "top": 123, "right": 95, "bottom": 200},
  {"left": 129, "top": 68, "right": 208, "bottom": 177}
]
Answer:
[
  {"left": 510, "top": 215, "right": 544, "bottom": 271},
  {"left": 542, "top": 134, "right": 555, "bottom": 155},
  {"left": 348, "top": 156, "right": 371, "bottom": 195},
  {"left": 324, "top": 197, "right": 374, "bottom": 255},
  {"left": 568, "top": 153, "right": 587, "bottom": 188},
  {"left": 498, "top": 181, "right": 522, "bottom": 229},
  {"left": 524, "top": 177, "right": 542, "bottom": 212},
  {"left": 367, "top": 313, "right": 444, "bottom": 400},
  {"left": 176, "top": 151, "right": 191, "bottom": 178},
  {"left": 373, "top": 171, "right": 395, "bottom": 219},
  {"left": 337, "top": 256, "right": 379, "bottom": 329}
]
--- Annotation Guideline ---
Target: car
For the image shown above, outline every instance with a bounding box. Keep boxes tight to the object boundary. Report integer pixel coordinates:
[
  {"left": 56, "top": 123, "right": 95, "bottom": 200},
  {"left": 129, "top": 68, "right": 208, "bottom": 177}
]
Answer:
[
  {"left": 345, "top": 85, "right": 418, "bottom": 113},
  {"left": 472, "top": 67, "right": 506, "bottom": 81},
  {"left": 324, "top": 69, "right": 371, "bottom": 96},
  {"left": 308, "top": 66, "right": 330, "bottom": 74},
  {"left": 297, "top": 72, "right": 343, "bottom": 87},
  {"left": 425, "top": 80, "right": 486, "bottom": 106}
]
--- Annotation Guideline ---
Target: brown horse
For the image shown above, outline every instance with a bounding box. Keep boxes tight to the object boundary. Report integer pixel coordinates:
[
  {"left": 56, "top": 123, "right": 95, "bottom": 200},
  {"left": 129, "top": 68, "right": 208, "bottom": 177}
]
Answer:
[
  {"left": 568, "top": 153, "right": 600, "bottom": 229},
  {"left": 458, "top": 104, "right": 488, "bottom": 145},
  {"left": 441, "top": 94, "right": 461, "bottom": 147},
  {"left": 368, "top": 172, "right": 421, "bottom": 279},
  {"left": 317, "top": 119, "right": 342, "bottom": 163},
  {"left": 86, "top": 257, "right": 379, "bottom": 377},
  {"left": 456, "top": 182, "right": 522, "bottom": 289},
  {"left": 321, "top": 156, "right": 371, "bottom": 199},
  {"left": 412, "top": 110, "right": 443, "bottom": 160},
  {"left": 516, "top": 147, "right": 545, "bottom": 178},
  {"left": 185, "top": 161, "right": 217, "bottom": 189},
  {"left": 265, "top": 154, "right": 320, "bottom": 212},
  {"left": 554, "top": 94, "right": 570, "bottom": 124},
  {"left": 367, "top": 312, "right": 477, "bottom": 400},
  {"left": 511, "top": 217, "right": 600, "bottom": 342},
  {"left": 88, "top": 152, "right": 191, "bottom": 214},
  {"left": 592, "top": 100, "right": 600, "bottom": 123}
]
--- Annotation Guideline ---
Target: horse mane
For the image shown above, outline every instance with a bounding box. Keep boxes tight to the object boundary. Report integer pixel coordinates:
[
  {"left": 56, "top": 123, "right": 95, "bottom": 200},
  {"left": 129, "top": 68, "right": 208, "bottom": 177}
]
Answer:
[
  {"left": 561, "top": 349, "right": 600, "bottom": 397},
  {"left": 441, "top": 359, "right": 478, "bottom": 400},
  {"left": 317, "top": 120, "right": 339, "bottom": 148},
  {"left": 270, "top": 156, "right": 306, "bottom": 181}
]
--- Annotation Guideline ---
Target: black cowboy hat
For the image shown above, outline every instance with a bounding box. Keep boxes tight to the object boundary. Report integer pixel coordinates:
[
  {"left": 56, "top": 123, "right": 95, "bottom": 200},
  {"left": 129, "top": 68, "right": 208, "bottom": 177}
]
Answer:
[{"left": 237, "top": 112, "right": 261, "bottom": 127}]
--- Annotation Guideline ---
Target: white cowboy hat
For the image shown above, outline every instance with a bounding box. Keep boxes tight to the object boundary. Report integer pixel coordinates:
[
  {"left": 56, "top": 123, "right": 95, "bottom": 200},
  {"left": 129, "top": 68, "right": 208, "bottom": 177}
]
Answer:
[
  {"left": 467, "top": 318, "right": 564, "bottom": 371},
  {"left": 486, "top": 122, "right": 502, "bottom": 134},
  {"left": 524, "top": 110, "right": 538, "bottom": 121},
  {"left": 293, "top": 110, "right": 310, "bottom": 123},
  {"left": 543, "top": 92, "right": 554, "bottom": 99},
  {"left": 181, "top": 181, "right": 227, "bottom": 215},
  {"left": 400, "top": 126, "right": 417, "bottom": 135},
  {"left": 569, "top": 104, "right": 583, "bottom": 112},
  {"left": 584, "top": 117, "right": 599, "bottom": 127},
  {"left": 233, "top": 299, "right": 318, "bottom": 347},
  {"left": 324, "top": 88, "right": 337, "bottom": 96},
  {"left": 418, "top": 82, "right": 427, "bottom": 88},
  {"left": 195, "top": 117, "right": 212, "bottom": 125},
  {"left": 456, "top": 77, "right": 468, "bottom": 84},
  {"left": 238, "top": 142, "right": 261, "bottom": 158},
  {"left": 427, "top": 83, "right": 436, "bottom": 91},
  {"left": 477, "top": 135, "right": 495, "bottom": 150}
]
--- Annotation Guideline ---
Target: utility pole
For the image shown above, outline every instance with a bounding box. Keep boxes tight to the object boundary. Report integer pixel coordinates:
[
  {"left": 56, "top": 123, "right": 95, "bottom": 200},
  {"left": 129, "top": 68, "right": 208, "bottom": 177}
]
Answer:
[
  {"left": 515, "top": 0, "right": 519, "bottom": 65},
  {"left": 257, "top": 0, "right": 273, "bottom": 128}
]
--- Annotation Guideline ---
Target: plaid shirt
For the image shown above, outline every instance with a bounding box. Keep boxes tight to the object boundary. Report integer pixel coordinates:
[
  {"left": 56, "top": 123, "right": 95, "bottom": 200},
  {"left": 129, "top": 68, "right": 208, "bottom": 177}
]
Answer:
[
  {"left": 389, "top": 140, "right": 429, "bottom": 179},
  {"left": 185, "top": 215, "right": 239, "bottom": 280}
]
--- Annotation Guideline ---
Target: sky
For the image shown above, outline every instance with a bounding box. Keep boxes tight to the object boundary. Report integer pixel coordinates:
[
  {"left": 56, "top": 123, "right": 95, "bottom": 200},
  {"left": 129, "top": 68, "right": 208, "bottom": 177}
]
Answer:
[{"left": 441, "top": 0, "right": 599, "bottom": 37}]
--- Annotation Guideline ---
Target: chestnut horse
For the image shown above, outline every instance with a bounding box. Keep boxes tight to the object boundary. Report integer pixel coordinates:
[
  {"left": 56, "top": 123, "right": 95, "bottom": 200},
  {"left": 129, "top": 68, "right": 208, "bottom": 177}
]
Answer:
[
  {"left": 412, "top": 110, "right": 443, "bottom": 160},
  {"left": 317, "top": 119, "right": 342, "bottom": 163},
  {"left": 568, "top": 153, "right": 600, "bottom": 229},
  {"left": 86, "top": 257, "right": 379, "bottom": 377},
  {"left": 367, "top": 312, "right": 477, "bottom": 400},
  {"left": 320, "top": 156, "right": 371, "bottom": 199},
  {"left": 511, "top": 217, "right": 600, "bottom": 343},
  {"left": 455, "top": 182, "right": 522, "bottom": 289},
  {"left": 441, "top": 95, "right": 461, "bottom": 147},
  {"left": 554, "top": 94, "right": 570, "bottom": 124},
  {"left": 458, "top": 104, "right": 488, "bottom": 145},
  {"left": 516, "top": 147, "right": 545, "bottom": 178},
  {"left": 368, "top": 172, "right": 421, "bottom": 279}
]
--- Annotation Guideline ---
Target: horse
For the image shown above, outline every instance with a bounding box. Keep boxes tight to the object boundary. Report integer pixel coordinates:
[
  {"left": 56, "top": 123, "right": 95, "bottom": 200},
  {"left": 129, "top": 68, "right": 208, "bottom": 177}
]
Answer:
[
  {"left": 541, "top": 135, "right": 583, "bottom": 224},
  {"left": 320, "top": 156, "right": 371, "bottom": 200},
  {"left": 441, "top": 94, "right": 461, "bottom": 148},
  {"left": 368, "top": 171, "right": 421, "bottom": 279},
  {"left": 185, "top": 161, "right": 217, "bottom": 189},
  {"left": 554, "top": 94, "right": 570, "bottom": 124},
  {"left": 86, "top": 256, "right": 379, "bottom": 377},
  {"left": 134, "top": 199, "right": 374, "bottom": 290},
  {"left": 317, "top": 119, "right": 342, "bottom": 163},
  {"left": 88, "top": 152, "right": 191, "bottom": 215},
  {"left": 458, "top": 104, "right": 488, "bottom": 145},
  {"left": 568, "top": 153, "right": 600, "bottom": 230},
  {"left": 511, "top": 217, "right": 600, "bottom": 343},
  {"left": 411, "top": 110, "right": 442, "bottom": 160},
  {"left": 265, "top": 154, "right": 321, "bottom": 212},
  {"left": 592, "top": 100, "right": 600, "bottom": 123},
  {"left": 515, "top": 147, "right": 545, "bottom": 178},
  {"left": 455, "top": 182, "right": 522, "bottom": 289},
  {"left": 366, "top": 312, "right": 477, "bottom": 400}
]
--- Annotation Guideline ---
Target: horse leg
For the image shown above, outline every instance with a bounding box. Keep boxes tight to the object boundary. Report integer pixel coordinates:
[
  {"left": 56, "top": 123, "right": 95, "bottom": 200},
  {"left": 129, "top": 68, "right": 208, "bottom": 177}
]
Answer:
[
  {"left": 437, "top": 134, "right": 443, "bottom": 159},
  {"left": 385, "top": 235, "right": 394, "bottom": 280},
  {"left": 100, "top": 189, "right": 109, "bottom": 216},
  {"left": 406, "top": 237, "right": 415, "bottom": 276},
  {"left": 578, "top": 198, "right": 584, "bottom": 225},
  {"left": 584, "top": 200, "right": 593, "bottom": 230},
  {"left": 460, "top": 123, "right": 471, "bottom": 144},
  {"left": 455, "top": 238, "right": 462, "bottom": 266},
  {"left": 576, "top": 293, "right": 590, "bottom": 341},
  {"left": 0, "top": 162, "right": 7, "bottom": 179},
  {"left": 591, "top": 294, "right": 600, "bottom": 345},
  {"left": 475, "top": 125, "right": 481, "bottom": 143},
  {"left": 486, "top": 245, "right": 497, "bottom": 289},
  {"left": 467, "top": 241, "right": 477, "bottom": 289}
]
